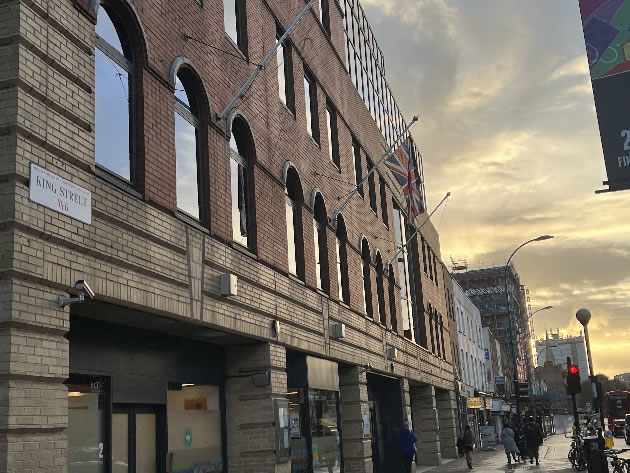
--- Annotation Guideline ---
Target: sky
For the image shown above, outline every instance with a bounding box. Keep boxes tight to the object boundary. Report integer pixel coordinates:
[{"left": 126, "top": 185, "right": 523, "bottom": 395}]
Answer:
[{"left": 362, "top": 0, "right": 630, "bottom": 378}]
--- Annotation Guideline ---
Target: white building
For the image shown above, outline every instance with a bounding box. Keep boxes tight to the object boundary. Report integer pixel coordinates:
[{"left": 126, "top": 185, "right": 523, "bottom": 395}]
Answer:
[
  {"left": 535, "top": 330, "right": 588, "bottom": 378},
  {"left": 453, "top": 279, "right": 487, "bottom": 396}
]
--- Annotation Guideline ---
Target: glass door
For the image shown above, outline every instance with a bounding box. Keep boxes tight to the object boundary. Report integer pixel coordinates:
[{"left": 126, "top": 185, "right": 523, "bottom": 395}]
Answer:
[{"left": 112, "top": 405, "right": 163, "bottom": 473}]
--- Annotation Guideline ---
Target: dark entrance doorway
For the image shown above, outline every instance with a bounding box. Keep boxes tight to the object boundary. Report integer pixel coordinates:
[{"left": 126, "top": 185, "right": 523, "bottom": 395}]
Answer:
[
  {"left": 112, "top": 405, "right": 165, "bottom": 473},
  {"left": 367, "top": 373, "right": 404, "bottom": 473}
]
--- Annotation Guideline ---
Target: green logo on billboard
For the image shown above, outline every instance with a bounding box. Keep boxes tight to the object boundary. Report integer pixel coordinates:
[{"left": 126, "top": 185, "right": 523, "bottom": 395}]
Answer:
[{"left": 184, "top": 428, "right": 192, "bottom": 448}]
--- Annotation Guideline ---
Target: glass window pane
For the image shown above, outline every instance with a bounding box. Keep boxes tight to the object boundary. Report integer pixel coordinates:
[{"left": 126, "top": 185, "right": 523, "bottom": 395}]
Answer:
[
  {"left": 289, "top": 389, "right": 308, "bottom": 471},
  {"left": 175, "top": 77, "right": 190, "bottom": 109},
  {"left": 231, "top": 158, "right": 248, "bottom": 247},
  {"left": 286, "top": 196, "right": 297, "bottom": 275},
  {"left": 336, "top": 238, "right": 343, "bottom": 301},
  {"left": 277, "top": 41, "right": 287, "bottom": 105},
  {"left": 167, "top": 385, "right": 223, "bottom": 473},
  {"left": 223, "top": 0, "right": 238, "bottom": 45},
  {"left": 136, "top": 413, "right": 156, "bottom": 473},
  {"left": 309, "top": 389, "right": 341, "bottom": 473},
  {"left": 175, "top": 113, "right": 199, "bottom": 218},
  {"left": 96, "top": 8, "right": 123, "bottom": 54},
  {"left": 95, "top": 48, "right": 130, "bottom": 180},
  {"left": 304, "top": 77, "right": 312, "bottom": 137},
  {"left": 112, "top": 413, "right": 129, "bottom": 473},
  {"left": 314, "top": 220, "right": 321, "bottom": 290},
  {"left": 326, "top": 109, "right": 334, "bottom": 163},
  {"left": 67, "top": 383, "right": 106, "bottom": 473}
]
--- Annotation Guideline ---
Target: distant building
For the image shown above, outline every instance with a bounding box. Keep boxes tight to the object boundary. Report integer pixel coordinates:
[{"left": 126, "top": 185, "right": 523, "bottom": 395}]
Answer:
[
  {"left": 535, "top": 330, "right": 588, "bottom": 379},
  {"left": 614, "top": 373, "right": 630, "bottom": 388},
  {"left": 482, "top": 327, "right": 514, "bottom": 399}
]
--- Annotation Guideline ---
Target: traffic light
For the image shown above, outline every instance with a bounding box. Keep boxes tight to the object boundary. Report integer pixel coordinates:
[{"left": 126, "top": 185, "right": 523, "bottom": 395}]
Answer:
[
  {"left": 567, "top": 365, "right": 581, "bottom": 395},
  {"left": 517, "top": 382, "right": 530, "bottom": 402}
]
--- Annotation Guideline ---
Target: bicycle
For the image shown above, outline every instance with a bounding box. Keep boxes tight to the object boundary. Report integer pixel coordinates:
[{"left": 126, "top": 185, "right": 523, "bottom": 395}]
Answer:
[
  {"left": 604, "top": 449, "right": 630, "bottom": 473},
  {"left": 568, "top": 434, "right": 588, "bottom": 471}
]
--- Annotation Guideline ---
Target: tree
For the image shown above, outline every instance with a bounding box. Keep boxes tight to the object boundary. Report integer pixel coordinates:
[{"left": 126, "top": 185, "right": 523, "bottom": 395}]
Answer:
[{"left": 576, "top": 374, "right": 628, "bottom": 408}]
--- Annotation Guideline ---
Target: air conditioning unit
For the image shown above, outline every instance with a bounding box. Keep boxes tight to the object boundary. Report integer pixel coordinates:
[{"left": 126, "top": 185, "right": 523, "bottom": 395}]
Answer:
[
  {"left": 220, "top": 273, "right": 238, "bottom": 296},
  {"left": 331, "top": 322, "right": 346, "bottom": 339},
  {"left": 387, "top": 346, "right": 398, "bottom": 360}
]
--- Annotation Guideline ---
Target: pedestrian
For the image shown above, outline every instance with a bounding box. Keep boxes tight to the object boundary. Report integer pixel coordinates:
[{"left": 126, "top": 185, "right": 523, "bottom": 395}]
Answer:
[
  {"left": 523, "top": 416, "right": 543, "bottom": 465},
  {"left": 463, "top": 425, "right": 475, "bottom": 470},
  {"left": 457, "top": 430, "right": 465, "bottom": 457},
  {"left": 500, "top": 425, "right": 520, "bottom": 464},
  {"left": 399, "top": 421, "right": 417, "bottom": 473}
]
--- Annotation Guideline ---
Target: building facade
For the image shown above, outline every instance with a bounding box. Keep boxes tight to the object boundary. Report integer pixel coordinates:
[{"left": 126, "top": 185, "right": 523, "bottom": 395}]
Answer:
[
  {"left": 0, "top": 0, "right": 459, "bottom": 472},
  {"left": 535, "top": 330, "right": 588, "bottom": 378},
  {"left": 614, "top": 373, "right": 630, "bottom": 388}
]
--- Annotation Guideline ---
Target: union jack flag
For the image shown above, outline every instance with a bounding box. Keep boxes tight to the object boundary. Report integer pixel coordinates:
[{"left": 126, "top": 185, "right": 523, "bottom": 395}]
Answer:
[{"left": 385, "top": 140, "right": 424, "bottom": 223}]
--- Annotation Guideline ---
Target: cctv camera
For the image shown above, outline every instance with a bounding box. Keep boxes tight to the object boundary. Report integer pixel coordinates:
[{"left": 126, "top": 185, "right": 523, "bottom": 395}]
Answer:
[
  {"left": 75, "top": 280, "right": 94, "bottom": 300},
  {"left": 366, "top": 363, "right": 373, "bottom": 371}
]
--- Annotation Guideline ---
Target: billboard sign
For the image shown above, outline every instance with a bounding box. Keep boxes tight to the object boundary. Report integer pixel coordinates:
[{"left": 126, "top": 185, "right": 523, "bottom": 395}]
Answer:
[{"left": 578, "top": 0, "right": 630, "bottom": 191}]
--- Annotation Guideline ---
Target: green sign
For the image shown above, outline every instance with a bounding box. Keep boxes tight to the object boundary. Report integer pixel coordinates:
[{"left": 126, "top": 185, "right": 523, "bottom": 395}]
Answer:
[{"left": 184, "top": 428, "right": 192, "bottom": 448}]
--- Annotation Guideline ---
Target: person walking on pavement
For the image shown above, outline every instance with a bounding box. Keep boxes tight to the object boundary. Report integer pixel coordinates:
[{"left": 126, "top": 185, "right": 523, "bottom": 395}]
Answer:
[
  {"left": 501, "top": 426, "right": 520, "bottom": 464},
  {"left": 399, "top": 421, "right": 418, "bottom": 473},
  {"left": 463, "top": 425, "right": 475, "bottom": 470},
  {"left": 524, "top": 416, "right": 543, "bottom": 465},
  {"left": 457, "top": 430, "right": 465, "bottom": 458}
]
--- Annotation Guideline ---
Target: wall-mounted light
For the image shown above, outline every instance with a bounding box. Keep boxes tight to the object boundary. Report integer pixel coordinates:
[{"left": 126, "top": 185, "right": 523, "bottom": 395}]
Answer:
[{"left": 58, "top": 280, "right": 95, "bottom": 309}]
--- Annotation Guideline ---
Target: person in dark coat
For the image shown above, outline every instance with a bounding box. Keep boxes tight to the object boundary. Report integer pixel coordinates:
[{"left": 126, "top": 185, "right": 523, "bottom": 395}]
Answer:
[
  {"left": 523, "top": 417, "right": 543, "bottom": 465},
  {"left": 399, "top": 421, "right": 418, "bottom": 473},
  {"left": 457, "top": 430, "right": 465, "bottom": 457},
  {"left": 463, "top": 425, "right": 475, "bottom": 470},
  {"left": 501, "top": 426, "right": 520, "bottom": 464}
]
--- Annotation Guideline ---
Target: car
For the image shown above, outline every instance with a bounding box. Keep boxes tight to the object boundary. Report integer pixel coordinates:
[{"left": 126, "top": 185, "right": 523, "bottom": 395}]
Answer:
[{"left": 625, "top": 414, "right": 630, "bottom": 445}]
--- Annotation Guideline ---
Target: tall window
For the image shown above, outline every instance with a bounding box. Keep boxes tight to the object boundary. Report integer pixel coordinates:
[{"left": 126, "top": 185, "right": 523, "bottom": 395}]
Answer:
[
  {"left": 313, "top": 193, "right": 329, "bottom": 294},
  {"left": 326, "top": 101, "right": 340, "bottom": 168},
  {"left": 230, "top": 116, "right": 256, "bottom": 251},
  {"left": 367, "top": 159, "right": 377, "bottom": 212},
  {"left": 353, "top": 140, "right": 363, "bottom": 197},
  {"left": 428, "top": 248, "right": 434, "bottom": 281},
  {"left": 95, "top": 6, "right": 134, "bottom": 181},
  {"left": 319, "top": 0, "right": 330, "bottom": 36},
  {"left": 223, "top": 0, "right": 247, "bottom": 53},
  {"left": 388, "top": 270, "right": 397, "bottom": 332},
  {"left": 285, "top": 167, "right": 304, "bottom": 279},
  {"left": 361, "top": 237, "right": 373, "bottom": 316},
  {"left": 277, "top": 32, "right": 294, "bottom": 111},
  {"left": 433, "top": 254, "right": 439, "bottom": 285},
  {"left": 428, "top": 304, "right": 435, "bottom": 354},
  {"left": 421, "top": 238, "right": 428, "bottom": 273},
  {"left": 393, "top": 204, "right": 414, "bottom": 341},
  {"left": 304, "top": 70, "right": 319, "bottom": 142},
  {"left": 174, "top": 69, "right": 202, "bottom": 219},
  {"left": 335, "top": 215, "right": 350, "bottom": 304},
  {"left": 379, "top": 177, "right": 388, "bottom": 226},
  {"left": 375, "top": 252, "right": 386, "bottom": 326}
]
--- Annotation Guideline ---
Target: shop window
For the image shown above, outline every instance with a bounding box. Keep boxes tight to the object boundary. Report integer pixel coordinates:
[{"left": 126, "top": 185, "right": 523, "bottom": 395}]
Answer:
[
  {"left": 277, "top": 30, "right": 295, "bottom": 112},
  {"left": 366, "top": 158, "right": 377, "bottom": 213},
  {"left": 352, "top": 140, "right": 363, "bottom": 197},
  {"left": 375, "top": 250, "right": 386, "bottom": 326},
  {"left": 309, "top": 389, "right": 341, "bottom": 472},
  {"left": 285, "top": 166, "right": 305, "bottom": 280},
  {"left": 95, "top": 6, "right": 134, "bottom": 181},
  {"left": 361, "top": 237, "right": 373, "bottom": 316},
  {"left": 224, "top": 0, "right": 247, "bottom": 54},
  {"left": 174, "top": 69, "right": 203, "bottom": 220},
  {"left": 167, "top": 384, "right": 223, "bottom": 472},
  {"left": 230, "top": 115, "right": 257, "bottom": 251},
  {"left": 313, "top": 192, "right": 330, "bottom": 294},
  {"left": 335, "top": 214, "right": 350, "bottom": 304},
  {"left": 326, "top": 101, "right": 340, "bottom": 168},
  {"left": 66, "top": 376, "right": 107, "bottom": 473},
  {"left": 379, "top": 176, "right": 388, "bottom": 226},
  {"left": 304, "top": 70, "right": 319, "bottom": 143}
]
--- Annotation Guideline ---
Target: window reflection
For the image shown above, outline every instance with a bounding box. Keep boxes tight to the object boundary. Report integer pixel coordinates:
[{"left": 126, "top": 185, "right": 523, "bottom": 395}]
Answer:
[
  {"left": 175, "top": 113, "right": 200, "bottom": 218},
  {"left": 304, "top": 77, "right": 312, "bottom": 137},
  {"left": 286, "top": 195, "right": 298, "bottom": 276},
  {"left": 393, "top": 206, "right": 414, "bottom": 340},
  {"left": 231, "top": 158, "right": 248, "bottom": 247},
  {"left": 223, "top": 0, "right": 238, "bottom": 46},
  {"left": 278, "top": 40, "right": 287, "bottom": 105},
  {"left": 309, "top": 389, "right": 341, "bottom": 473}
]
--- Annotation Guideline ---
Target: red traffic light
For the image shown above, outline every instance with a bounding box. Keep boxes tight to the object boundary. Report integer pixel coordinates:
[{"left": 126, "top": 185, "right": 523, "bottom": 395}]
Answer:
[{"left": 569, "top": 365, "right": 579, "bottom": 374}]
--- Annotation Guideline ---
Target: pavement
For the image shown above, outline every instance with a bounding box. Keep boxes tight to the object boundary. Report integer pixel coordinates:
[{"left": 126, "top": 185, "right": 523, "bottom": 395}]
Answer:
[{"left": 414, "top": 434, "right": 575, "bottom": 473}]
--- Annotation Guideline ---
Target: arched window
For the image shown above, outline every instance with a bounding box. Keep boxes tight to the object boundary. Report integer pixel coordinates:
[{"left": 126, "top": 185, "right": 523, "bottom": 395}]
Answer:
[
  {"left": 95, "top": 5, "right": 136, "bottom": 181},
  {"left": 313, "top": 192, "right": 329, "bottom": 294},
  {"left": 361, "top": 237, "right": 373, "bottom": 316},
  {"left": 335, "top": 214, "right": 350, "bottom": 304},
  {"left": 174, "top": 68, "right": 203, "bottom": 219},
  {"left": 230, "top": 116, "right": 256, "bottom": 251},
  {"left": 285, "top": 167, "right": 304, "bottom": 279},
  {"left": 375, "top": 251, "right": 386, "bottom": 326},
  {"left": 388, "top": 264, "right": 397, "bottom": 332}
]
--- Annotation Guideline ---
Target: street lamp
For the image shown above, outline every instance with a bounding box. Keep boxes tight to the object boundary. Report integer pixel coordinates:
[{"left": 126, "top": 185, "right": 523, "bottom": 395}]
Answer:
[{"left": 504, "top": 235, "right": 554, "bottom": 425}]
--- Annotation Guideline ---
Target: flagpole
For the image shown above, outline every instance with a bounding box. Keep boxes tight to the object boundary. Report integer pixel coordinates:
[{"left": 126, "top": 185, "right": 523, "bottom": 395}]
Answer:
[
  {"left": 385, "top": 192, "right": 451, "bottom": 272},
  {"left": 329, "top": 115, "right": 419, "bottom": 224},
  {"left": 216, "top": 0, "right": 316, "bottom": 122}
]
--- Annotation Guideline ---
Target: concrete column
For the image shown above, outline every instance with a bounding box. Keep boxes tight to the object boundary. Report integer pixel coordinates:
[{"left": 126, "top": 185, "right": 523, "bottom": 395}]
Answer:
[
  {"left": 225, "top": 342, "right": 290, "bottom": 473},
  {"left": 436, "top": 389, "right": 459, "bottom": 459},
  {"left": 411, "top": 384, "right": 442, "bottom": 466},
  {"left": 339, "top": 366, "right": 373, "bottom": 473}
]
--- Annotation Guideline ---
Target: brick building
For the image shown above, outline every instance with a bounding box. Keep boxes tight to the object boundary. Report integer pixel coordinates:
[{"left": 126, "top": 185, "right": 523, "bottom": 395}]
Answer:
[{"left": 0, "top": 0, "right": 458, "bottom": 472}]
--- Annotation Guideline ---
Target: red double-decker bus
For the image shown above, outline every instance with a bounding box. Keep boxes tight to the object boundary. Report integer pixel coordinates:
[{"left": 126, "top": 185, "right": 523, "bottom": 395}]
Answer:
[{"left": 605, "top": 391, "right": 630, "bottom": 437}]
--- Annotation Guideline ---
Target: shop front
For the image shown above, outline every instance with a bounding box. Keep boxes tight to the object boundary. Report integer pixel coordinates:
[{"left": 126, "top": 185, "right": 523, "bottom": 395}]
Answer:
[
  {"left": 66, "top": 311, "right": 227, "bottom": 473},
  {"left": 287, "top": 354, "right": 343, "bottom": 473}
]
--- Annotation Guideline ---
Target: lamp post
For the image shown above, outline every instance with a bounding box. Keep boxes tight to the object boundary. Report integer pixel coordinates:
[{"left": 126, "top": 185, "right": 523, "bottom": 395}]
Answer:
[
  {"left": 504, "top": 235, "right": 554, "bottom": 425},
  {"left": 577, "top": 308, "right": 608, "bottom": 473}
]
